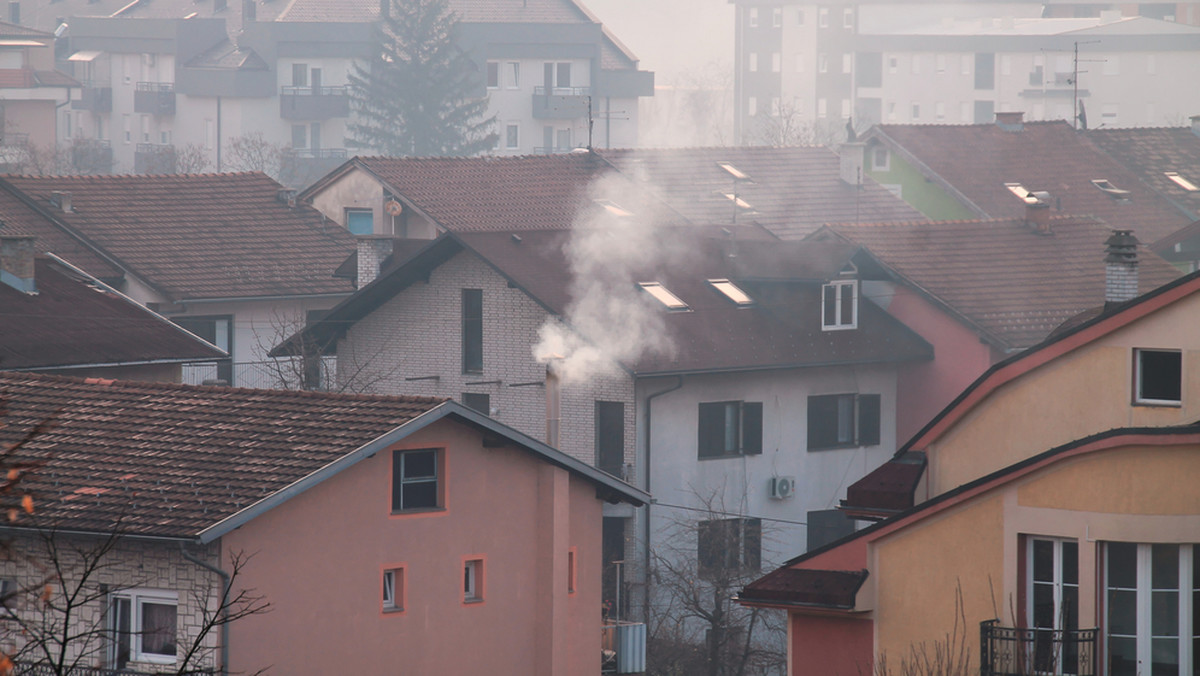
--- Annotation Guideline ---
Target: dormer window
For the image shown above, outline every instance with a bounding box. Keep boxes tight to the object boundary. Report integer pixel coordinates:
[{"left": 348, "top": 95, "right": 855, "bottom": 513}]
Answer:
[
  {"left": 822, "top": 279, "right": 858, "bottom": 330},
  {"left": 1091, "top": 179, "right": 1131, "bottom": 200},
  {"left": 639, "top": 282, "right": 689, "bottom": 311},
  {"left": 708, "top": 278, "right": 754, "bottom": 306},
  {"left": 1165, "top": 172, "right": 1199, "bottom": 192}
]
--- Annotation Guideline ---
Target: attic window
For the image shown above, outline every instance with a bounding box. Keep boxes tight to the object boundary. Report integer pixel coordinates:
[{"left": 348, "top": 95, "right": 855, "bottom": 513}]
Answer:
[
  {"left": 822, "top": 279, "right": 858, "bottom": 331},
  {"left": 594, "top": 199, "right": 633, "bottom": 218},
  {"left": 1091, "top": 179, "right": 1131, "bottom": 200},
  {"left": 639, "top": 282, "right": 689, "bottom": 311},
  {"left": 1165, "top": 172, "right": 1199, "bottom": 192},
  {"left": 717, "top": 162, "right": 751, "bottom": 181},
  {"left": 708, "top": 279, "right": 754, "bottom": 306},
  {"left": 721, "top": 193, "right": 754, "bottom": 210}
]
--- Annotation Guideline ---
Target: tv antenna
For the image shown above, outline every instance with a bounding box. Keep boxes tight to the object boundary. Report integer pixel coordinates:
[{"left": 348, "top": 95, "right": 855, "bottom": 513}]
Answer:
[{"left": 585, "top": 96, "right": 629, "bottom": 150}]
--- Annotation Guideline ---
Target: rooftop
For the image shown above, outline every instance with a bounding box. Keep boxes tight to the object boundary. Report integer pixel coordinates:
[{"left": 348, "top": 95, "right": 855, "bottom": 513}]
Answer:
[{"left": 1086, "top": 125, "right": 1200, "bottom": 223}]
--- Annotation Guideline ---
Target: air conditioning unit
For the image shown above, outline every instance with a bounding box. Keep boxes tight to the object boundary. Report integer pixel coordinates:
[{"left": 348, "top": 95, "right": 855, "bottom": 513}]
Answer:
[{"left": 769, "top": 476, "right": 796, "bottom": 500}]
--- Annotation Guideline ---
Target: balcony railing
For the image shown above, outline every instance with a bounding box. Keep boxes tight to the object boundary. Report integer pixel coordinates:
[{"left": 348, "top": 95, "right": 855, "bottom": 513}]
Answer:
[
  {"left": 280, "top": 85, "right": 350, "bottom": 120},
  {"left": 134, "top": 81, "right": 176, "bottom": 116},
  {"left": 980, "top": 619, "right": 1098, "bottom": 676},
  {"left": 532, "top": 86, "right": 591, "bottom": 119},
  {"left": 72, "top": 81, "right": 112, "bottom": 113},
  {"left": 601, "top": 621, "right": 646, "bottom": 674},
  {"left": 15, "top": 664, "right": 214, "bottom": 675},
  {"left": 135, "top": 143, "right": 176, "bottom": 174},
  {"left": 183, "top": 356, "right": 337, "bottom": 390}
]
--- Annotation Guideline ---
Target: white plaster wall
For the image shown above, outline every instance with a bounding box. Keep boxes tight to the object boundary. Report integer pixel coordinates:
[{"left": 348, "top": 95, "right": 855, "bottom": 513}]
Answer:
[{"left": 306, "top": 168, "right": 438, "bottom": 238}]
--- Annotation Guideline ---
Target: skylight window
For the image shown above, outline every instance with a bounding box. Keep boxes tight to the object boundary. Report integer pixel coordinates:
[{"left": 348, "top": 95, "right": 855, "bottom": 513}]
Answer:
[
  {"left": 708, "top": 279, "right": 754, "bottom": 306},
  {"left": 594, "top": 198, "right": 633, "bottom": 218},
  {"left": 1004, "top": 182, "right": 1048, "bottom": 205},
  {"left": 639, "top": 282, "right": 689, "bottom": 311},
  {"left": 717, "top": 162, "right": 752, "bottom": 181},
  {"left": 1005, "top": 182, "right": 1029, "bottom": 200},
  {"left": 1165, "top": 172, "right": 1199, "bottom": 192},
  {"left": 721, "top": 193, "right": 754, "bottom": 210},
  {"left": 1091, "top": 179, "right": 1131, "bottom": 199}
]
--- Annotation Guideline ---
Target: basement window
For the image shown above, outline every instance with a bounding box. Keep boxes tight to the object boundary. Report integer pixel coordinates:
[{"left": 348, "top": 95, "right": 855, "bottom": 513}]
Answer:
[
  {"left": 708, "top": 278, "right": 754, "bottom": 306},
  {"left": 1165, "top": 171, "right": 1199, "bottom": 192},
  {"left": 1134, "top": 348, "right": 1181, "bottom": 406},
  {"left": 1091, "top": 179, "right": 1131, "bottom": 200},
  {"left": 639, "top": 282, "right": 689, "bottom": 311}
]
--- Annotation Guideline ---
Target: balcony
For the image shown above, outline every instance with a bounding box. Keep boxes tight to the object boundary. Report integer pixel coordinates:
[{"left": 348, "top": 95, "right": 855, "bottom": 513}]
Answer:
[
  {"left": 135, "top": 82, "right": 176, "bottom": 116},
  {"left": 15, "top": 664, "right": 214, "bottom": 675},
  {"left": 601, "top": 621, "right": 646, "bottom": 674},
  {"left": 532, "top": 86, "right": 591, "bottom": 119},
  {"left": 72, "top": 81, "right": 112, "bottom": 113},
  {"left": 183, "top": 357, "right": 337, "bottom": 390},
  {"left": 135, "top": 143, "right": 176, "bottom": 174},
  {"left": 980, "top": 619, "right": 1098, "bottom": 676},
  {"left": 279, "top": 85, "right": 351, "bottom": 120},
  {"left": 69, "top": 139, "right": 112, "bottom": 174},
  {"left": 279, "top": 148, "right": 349, "bottom": 189}
]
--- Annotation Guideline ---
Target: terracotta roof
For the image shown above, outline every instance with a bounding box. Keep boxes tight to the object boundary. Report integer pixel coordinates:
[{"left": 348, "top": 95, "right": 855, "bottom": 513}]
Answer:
[
  {"left": 0, "top": 256, "right": 225, "bottom": 370},
  {"left": 0, "top": 187, "right": 120, "bottom": 280},
  {"left": 278, "top": 0, "right": 590, "bottom": 23},
  {"left": 32, "top": 70, "right": 80, "bottom": 87},
  {"left": 596, "top": 147, "right": 927, "bottom": 240},
  {"left": 0, "top": 69, "right": 75, "bottom": 88},
  {"left": 870, "top": 121, "right": 1191, "bottom": 245},
  {"left": 17, "top": 0, "right": 285, "bottom": 33},
  {"left": 1085, "top": 126, "right": 1200, "bottom": 224},
  {"left": 841, "top": 450, "right": 925, "bottom": 518},
  {"left": 340, "top": 154, "right": 684, "bottom": 233},
  {"left": 1, "top": 173, "right": 356, "bottom": 301},
  {"left": 0, "top": 20, "right": 51, "bottom": 37},
  {"left": 739, "top": 567, "right": 867, "bottom": 609},
  {"left": 822, "top": 215, "right": 1182, "bottom": 350}
]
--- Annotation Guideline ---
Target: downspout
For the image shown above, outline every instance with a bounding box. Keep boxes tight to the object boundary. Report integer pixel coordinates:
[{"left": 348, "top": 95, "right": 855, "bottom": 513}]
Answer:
[
  {"left": 215, "top": 96, "right": 222, "bottom": 171},
  {"left": 641, "top": 376, "right": 683, "bottom": 621},
  {"left": 180, "top": 542, "right": 230, "bottom": 676}
]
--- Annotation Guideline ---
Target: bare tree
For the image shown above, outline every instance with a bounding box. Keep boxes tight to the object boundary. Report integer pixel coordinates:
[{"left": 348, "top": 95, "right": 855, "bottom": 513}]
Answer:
[
  {"left": 746, "top": 99, "right": 844, "bottom": 148},
  {"left": 252, "top": 309, "right": 404, "bottom": 393},
  {"left": 873, "top": 584, "right": 972, "bottom": 676},
  {"left": 173, "top": 144, "right": 213, "bottom": 175},
  {"left": 223, "top": 133, "right": 287, "bottom": 179}
]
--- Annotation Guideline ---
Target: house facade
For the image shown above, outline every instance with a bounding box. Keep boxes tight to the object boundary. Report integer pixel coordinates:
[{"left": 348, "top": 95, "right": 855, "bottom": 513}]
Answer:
[{"left": 738, "top": 269, "right": 1200, "bottom": 676}]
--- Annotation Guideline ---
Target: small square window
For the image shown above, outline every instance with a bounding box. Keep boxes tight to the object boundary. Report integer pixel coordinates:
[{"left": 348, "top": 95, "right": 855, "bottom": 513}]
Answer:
[
  {"left": 382, "top": 567, "right": 404, "bottom": 612},
  {"left": 345, "top": 208, "right": 373, "bottom": 236},
  {"left": 1134, "top": 349, "right": 1182, "bottom": 405},
  {"left": 822, "top": 280, "right": 858, "bottom": 330},
  {"left": 392, "top": 449, "right": 441, "bottom": 512},
  {"left": 464, "top": 558, "right": 484, "bottom": 603},
  {"left": 462, "top": 392, "right": 490, "bottom": 415}
]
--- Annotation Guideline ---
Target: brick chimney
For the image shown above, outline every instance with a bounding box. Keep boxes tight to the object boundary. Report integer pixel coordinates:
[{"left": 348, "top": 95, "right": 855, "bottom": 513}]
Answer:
[
  {"left": 50, "top": 190, "right": 71, "bottom": 213},
  {"left": 0, "top": 234, "right": 36, "bottom": 294},
  {"left": 1024, "top": 192, "right": 1053, "bottom": 234},
  {"left": 1104, "top": 229, "right": 1139, "bottom": 305},
  {"left": 356, "top": 235, "right": 394, "bottom": 288},
  {"left": 839, "top": 142, "right": 865, "bottom": 188},
  {"left": 995, "top": 111, "right": 1025, "bottom": 132}
]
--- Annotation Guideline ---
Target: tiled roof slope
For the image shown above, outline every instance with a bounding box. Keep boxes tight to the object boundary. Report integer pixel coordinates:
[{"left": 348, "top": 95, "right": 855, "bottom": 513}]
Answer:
[
  {"left": 0, "top": 257, "right": 225, "bottom": 370},
  {"left": 17, "top": 0, "right": 285, "bottom": 33},
  {"left": 0, "top": 372, "right": 446, "bottom": 537},
  {"left": 456, "top": 229, "right": 933, "bottom": 375},
  {"left": 0, "top": 187, "right": 121, "bottom": 281},
  {"left": 0, "top": 19, "right": 51, "bottom": 37},
  {"left": 597, "top": 147, "right": 927, "bottom": 240},
  {"left": 278, "top": 0, "right": 591, "bottom": 23},
  {"left": 872, "top": 121, "right": 1191, "bottom": 245},
  {"left": 1, "top": 173, "right": 356, "bottom": 301},
  {"left": 350, "top": 154, "right": 684, "bottom": 232},
  {"left": 824, "top": 215, "right": 1182, "bottom": 350},
  {"left": 1085, "top": 126, "right": 1200, "bottom": 222}
]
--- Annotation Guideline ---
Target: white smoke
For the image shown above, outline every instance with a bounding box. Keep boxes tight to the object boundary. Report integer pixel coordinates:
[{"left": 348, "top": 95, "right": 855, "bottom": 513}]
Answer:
[{"left": 532, "top": 173, "right": 684, "bottom": 384}]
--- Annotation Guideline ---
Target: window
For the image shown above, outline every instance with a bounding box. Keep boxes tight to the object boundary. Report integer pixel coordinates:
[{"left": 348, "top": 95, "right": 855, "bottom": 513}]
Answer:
[
  {"left": 567, "top": 548, "right": 577, "bottom": 594},
  {"left": 382, "top": 567, "right": 404, "bottom": 612},
  {"left": 936, "top": 101, "right": 945, "bottom": 122},
  {"left": 708, "top": 279, "right": 753, "bottom": 306},
  {"left": 109, "top": 590, "right": 177, "bottom": 668},
  {"left": 888, "top": 56, "right": 898, "bottom": 74},
  {"left": 506, "top": 62, "right": 519, "bottom": 88},
  {"left": 749, "top": 53, "right": 758, "bottom": 72},
  {"left": 1001, "top": 54, "right": 1012, "bottom": 76},
  {"left": 771, "top": 52, "right": 781, "bottom": 73},
  {"left": 797, "top": 8, "right": 804, "bottom": 24},
  {"left": 391, "top": 449, "right": 440, "bottom": 512},
  {"left": 843, "top": 7, "right": 853, "bottom": 28},
  {"left": 807, "top": 393, "right": 880, "bottom": 450},
  {"left": 462, "top": 392, "right": 489, "bottom": 415},
  {"left": 122, "top": 114, "right": 131, "bottom": 143},
  {"left": 140, "top": 115, "right": 149, "bottom": 143},
  {"left": 818, "top": 7, "right": 828, "bottom": 28},
  {"left": 747, "top": 96, "right": 757, "bottom": 116},
  {"left": 0, "top": 577, "right": 16, "bottom": 617},
  {"left": 822, "top": 279, "right": 858, "bottom": 330},
  {"left": 556, "top": 62, "right": 571, "bottom": 88},
  {"left": 1027, "top": 537, "right": 1080, "bottom": 674},
  {"left": 871, "top": 146, "right": 889, "bottom": 171},
  {"left": 1135, "top": 349, "right": 1182, "bottom": 405},
  {"left": 842, "top": 53, "right": 852, "bottom": 74},
  {"left": 486, "top": 61, "right": 500, "bottom": 88},
  {"left": 345, "top": 208, "right": 373, "bottom": 235},
  {"left": 1106, "top": 543, "right": 1199, "bottom": 676},
  {"left": 818, "top": 53, "right": 828, "bottom": 73},
  {"left": 772, "top": 8, "right": 782, "bottom": 27},
  {"left": 464, "top": 558, "right": 484, "bottom": 603},
  {"left": 291, "top": 63, "right": 308, "bottom": 87},
  {"left": 911, "top": 103, "right": 920, "bottom": 120},
  {"left": 975, "top": 52, "right": 995, "bottom": 89},
  {"left": 698, "top": 401, "right": 763, "bottom": 459},
  {"left": 505, "top": 123, "right": 519, "bottom": 149},
  {"left": 173, "top": 315, "right": 232, "bottom": 383},
  {"left": 639, "top": 282, "right": 689, "bottom": 311},
  {"left": 462, "top": 289, "right": 483, "bottom": 373},
  {"left": 595, "top": 401, "right": 625, "bottom": 478},
  {"left": 698, "top": 518, "right": 761, "bottom": 578},
  {"left": 818, "top": 98, "right": 827, "bottom": 118},
  {"left": 1165, "top": 172, "right": 1199, "bottom": 192},
  {"left": 748, "top": 7, "right": 758, "bottom": 27}
]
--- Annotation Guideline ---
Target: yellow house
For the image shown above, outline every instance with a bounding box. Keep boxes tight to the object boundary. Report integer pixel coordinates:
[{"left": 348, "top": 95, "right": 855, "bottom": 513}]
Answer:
[{"left": 739, "top": 270, "right": 1200, "bottom": 676}]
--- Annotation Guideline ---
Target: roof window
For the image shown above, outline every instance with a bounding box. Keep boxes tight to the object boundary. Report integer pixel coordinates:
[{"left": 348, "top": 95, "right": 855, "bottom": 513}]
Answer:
[
  {"left": 1091, "top": 179, "right": 1131, "bottom": 200},
  {"left": 594, "top": 198, "right": 633, "bottom": 218},
  {"left": 1005, "top": 182, "right": 1049, "bottom": 205},
  {"left": 708, "top": 279, "right": 754, "bottom": 306},
  {"left": 717, "top": 162, "right": 752, "bottom": 181},
  {"left": 1165, "top": 172, "right": 1199, "bottom": 192},
  {"left": 639, "top": 282, "right": 689, "bottom": 311},
  {"left": 721, "top": 193, "right": 755, "bottom": 211}
]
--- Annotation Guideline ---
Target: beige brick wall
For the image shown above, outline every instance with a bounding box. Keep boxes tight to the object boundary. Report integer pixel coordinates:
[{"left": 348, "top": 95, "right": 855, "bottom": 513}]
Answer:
[
  {"left": 337, "top": 250, "right": 638, "bottom": 479},
  {"left": 0, "top": 534, "right": 221, "bottom": 672}
]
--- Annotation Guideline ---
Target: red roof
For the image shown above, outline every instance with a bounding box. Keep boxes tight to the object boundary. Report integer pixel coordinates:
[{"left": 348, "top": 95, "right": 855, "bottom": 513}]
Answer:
[
  {"left": 871, "top": 121, "right": 1191, "bottom": 244},
  {"left": 822, "top": 215, "right": 1182, "bottom": 350},
  {"left": 739, "top": 568, "right": 867, "bottom": 609},
  {"left": 0, "top": 257, "right": 225, "bottom": 370},
  {"left": 1085, "top": 126, "right": 1200, "bottom": 225},
  {"left": 1, "top": 173, "right": 356, "bottom": 301}
]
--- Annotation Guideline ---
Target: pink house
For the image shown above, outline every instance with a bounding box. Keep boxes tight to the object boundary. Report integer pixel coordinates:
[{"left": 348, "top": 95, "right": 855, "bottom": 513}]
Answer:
[{"left": 0, "top": 372, "right": 646, "bottom": 675}]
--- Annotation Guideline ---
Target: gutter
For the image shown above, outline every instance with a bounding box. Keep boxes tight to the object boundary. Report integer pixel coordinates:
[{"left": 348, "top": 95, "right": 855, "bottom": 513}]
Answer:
[{"left": 179, "top": 542, "right": 230, "bottom": 676}]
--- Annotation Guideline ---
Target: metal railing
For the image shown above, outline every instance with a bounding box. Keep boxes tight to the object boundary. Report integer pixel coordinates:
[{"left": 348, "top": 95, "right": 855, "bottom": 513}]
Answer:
[
  {"left": 135, "top": 81, "right": 175, "bottom": 93},
  {"left": 15, "top": 664, "right": 213, "bottom": 676},
  {"left": 980, "top": 619, "right": 1098, "bottom": 676},
  {"left": 534, "top": 85, "right": 590, "bottom": 96},
  {"left": 183, "top": 356, "right": 337, "bottom": 390},
  {"left": 280, "top": 85, "right": 349, "bottom": 96}
]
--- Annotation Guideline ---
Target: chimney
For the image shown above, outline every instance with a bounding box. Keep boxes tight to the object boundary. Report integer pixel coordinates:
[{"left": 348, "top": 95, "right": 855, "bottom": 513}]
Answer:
[
  {"left": 356, "top": 235, "right": 393, "bottom": 288},
  {"left": 995, "top": 111, "right": 1025, "bottom": 132},
  {"left": 839, "top": 142, "right": 865, "bottom": 188},
  {"left": 1024, "top": 192, "right": 1053, "bottom": 234},
  {"left": 1191, "top": 114, "right": 1200, "bottom": 138},
  {"left": 0, "top": 235, "right": 36, "bottom": 294},
  {"left": 545, "top": 363, "right": 560, "bottom": 448},
  {"left": 243, "top": 0, "right": 256, "bottom": 21},
  {"left": 1104, "top": 229, "right": 1139, "bottom": 305},
  {"left": 49, "top": 190, "right": 72, "bottom": 213},
  {"left": 277, "top": 188, "right": 297, "bottom": 207}
]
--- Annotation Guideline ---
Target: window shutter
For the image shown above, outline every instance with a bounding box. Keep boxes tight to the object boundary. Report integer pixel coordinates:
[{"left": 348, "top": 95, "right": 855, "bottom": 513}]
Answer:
[
  {"left": 807, "top": 395, "right": 839, "bottom": 449},
  {"left": 858, "top": 394, "right": 881, "bottom": 446},
  {"left": 698, "top": 403, "right": 724, "bottom": 458},
  {"left": 742, "top": 402, "right": 763, "bottom": 455},
  {"left": 743, "top": 518, "right": 762, "bottom": 572}
]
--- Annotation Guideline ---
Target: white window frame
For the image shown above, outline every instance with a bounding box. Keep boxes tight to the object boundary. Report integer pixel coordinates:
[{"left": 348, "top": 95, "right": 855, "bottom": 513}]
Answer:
[
  {"left": 1134, "top": 348, "right": 1182, "bottom": 406},
  {"left": 464, "top": 559, "right": 483, "bottom": 603},
  {"left": 505, "top": 122, "right": 520, "bottom": 150},
  {"left": 818, "top": 7, "right": 829, "bottom": 28},
  {"left": 382, "top": 568, "right": 404, "bottom": 612},
  {"left": 1026, "top": 537, "right": 1080, "bottom": 675},
  {"left": 1105, "top": 543, "right": 1197, "bottom": 676},
  {"left": 842, "top": 7, "right": 853, "bottom": 28},
  {"left": 506, "top": 61, "right": 520, "bottom": 89},
  {"left": 109, "top": 589, "right": 178, "bottom": 667},
  {"left": 748, "top": 7, "right": 758, "bottom": 27},
  {"left": 821, "top": 279, "right": 858, "bottom": 330}
]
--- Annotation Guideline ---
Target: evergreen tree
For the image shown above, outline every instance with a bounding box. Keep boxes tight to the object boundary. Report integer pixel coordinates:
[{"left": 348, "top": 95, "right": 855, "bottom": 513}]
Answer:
[{"left": 349, "top": 0, "right": 497, "bottom": 156}]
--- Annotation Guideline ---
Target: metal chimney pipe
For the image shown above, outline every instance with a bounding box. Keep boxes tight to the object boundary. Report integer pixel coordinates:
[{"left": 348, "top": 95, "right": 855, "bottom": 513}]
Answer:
[{"left": 545, "top": 363, "right": 561, "bottom": 448}]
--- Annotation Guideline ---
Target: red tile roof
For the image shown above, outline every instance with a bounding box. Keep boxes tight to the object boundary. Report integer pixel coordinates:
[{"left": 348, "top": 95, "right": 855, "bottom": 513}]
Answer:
[
  {"left": 822, "top": 215, "right": 1182, "bottom": 350},
  {"left": 0, "top": 186, "right": 121, "bottom": 280},
  {"left": 739, "top": 567, "right": 867, "bottom": 609},
  {"left": 871, "top": 121, "right": 1191, "bottom": 244},
  {"left": 0, "top": 372, "right": 447, "bottom": 537},
  {"left": 597, "top": 146, "right": 927, "bottom": 239},
  {"left": 1085, "top": 126, "right": 1200, "bottom": 225},
  {"left": 1, "top": 173, "right": 356, "bottom": 301},
  {"left": 0, "top": 257, "right": 225, "bottom": 370}
]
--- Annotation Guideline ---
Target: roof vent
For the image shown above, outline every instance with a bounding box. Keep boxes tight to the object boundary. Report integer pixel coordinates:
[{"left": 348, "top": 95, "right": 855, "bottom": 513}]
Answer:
[
  {"left": 49, "top": 190, "right": 72, "bottom": 213},
  {"left": 277, "top": 188, "right": 298, "bottom": 207},
  {"left": 995, "top": 111, "right": 1025, "bottom": 132}
]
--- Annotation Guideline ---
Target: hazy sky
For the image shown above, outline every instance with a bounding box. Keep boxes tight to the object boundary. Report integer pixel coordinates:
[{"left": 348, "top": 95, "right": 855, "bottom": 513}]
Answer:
[{"left": 582, "top": 0, "right": 735, "bottom": 81}]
